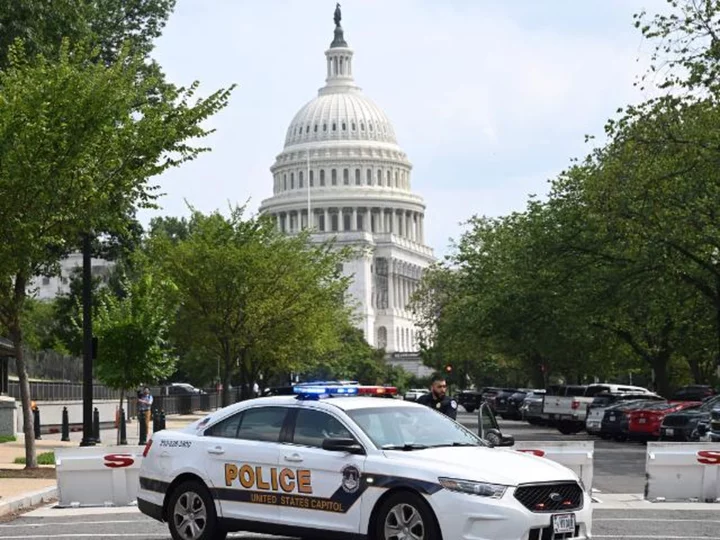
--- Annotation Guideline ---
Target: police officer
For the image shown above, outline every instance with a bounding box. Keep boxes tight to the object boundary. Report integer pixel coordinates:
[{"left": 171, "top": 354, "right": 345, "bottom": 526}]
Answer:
[{"left": 416, "top": 374, "right": 457, "bottom": 420}]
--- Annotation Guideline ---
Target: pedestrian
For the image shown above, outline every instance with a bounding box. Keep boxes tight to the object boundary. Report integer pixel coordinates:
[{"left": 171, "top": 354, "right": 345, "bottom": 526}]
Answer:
[
  {"left": 416, "top": 374, "right": 458, "bottom": 420},
  {"left": 138, "top": 386, "right": 153, "bottom": 434}
]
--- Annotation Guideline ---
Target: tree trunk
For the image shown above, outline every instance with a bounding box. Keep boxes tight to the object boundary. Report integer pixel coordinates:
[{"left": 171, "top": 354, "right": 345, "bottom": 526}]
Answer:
[
  {"left": 651, "top": 354, "right": 670, "bottom": 397},
  {"left": 9, "top": 273, "right": 36, "bottom": 468},
  {"left": 117, "top": 389, "right": 125, "bottom": 445}
]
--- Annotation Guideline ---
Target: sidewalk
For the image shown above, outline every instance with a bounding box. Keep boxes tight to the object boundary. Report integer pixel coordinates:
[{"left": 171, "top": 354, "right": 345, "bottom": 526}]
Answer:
[{"left": 0, "top": 411, "right": 212, "bottom": 518}]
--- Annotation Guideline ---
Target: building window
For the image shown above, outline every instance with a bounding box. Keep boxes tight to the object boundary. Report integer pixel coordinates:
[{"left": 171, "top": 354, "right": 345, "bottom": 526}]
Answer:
[
  {"left": 352, "top": 122, "right": 356, "bottom": 130},
  {"left": 332, "top": 169, "right": 337, "bottom": 186},
  {"left": 386, "top": 171, "right": 391, "bottom": 187},
  {"left": 306, "top": 125, "right": 310, "bottom": 133},
  {"left": 323, "top": 123, "right": 327, "bottom": 131},
  {"left": 355, "top": 169, "right": 361, "bottom": 185},
  {"left": 283, "top": 174, "right": 287, "bottom": 190},
  {"left": 377, "top": 170, "right": 382, "bottom": 185},
  {"left": 332, "top": 123, "right": 337, "bottom": 131},
  {"left": 377, "top": 326, "right": 388, "bottom": 349},
  {"left": 314, "top": 124, "right": 318, "bottom": 132},
  {"left": 309, "top": 170, "right": 314, "bottom": 187},
  {"left": 343, "top": 213, "right": 351, "bottom": 230},
  {"left": 319, "top": 214, "right": 326, "bottom": 231},
  {"left": 320, "top": 170, "right": 325, "bottom": 186},
  {"left": 366, "top": 169, "right": 372, "bottom": 185},
  {"left": 331, "top": 214, "right": 339, "bottom": 231},
  {"left": 357, "top": 214, "right": 364, "bottom": 230},
  {"left": 343, "top": 169, "right": 349, "bottom": 185},
  {"left": 290, "top": 172, "right": 295, "bottom": 189},
  {"left": 342, "top": 122, "right": 346, "bottom": 131},
  {"left": 360, "top": 122, "right": 365, "bottom": 131},
  {"left": 299, "top": 171, "right": 304, "bottom": 188},
  {"left": 42, "top": 277, "right": 50, "bottom": 285}
]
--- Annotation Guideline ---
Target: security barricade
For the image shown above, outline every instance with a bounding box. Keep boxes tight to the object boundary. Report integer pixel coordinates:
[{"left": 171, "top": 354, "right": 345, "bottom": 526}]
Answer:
[
  {"left": 645, "top": 442, "right": 720, "bottom": 502},
  {"left": 54, "top": 445, "right": 145, "bottom": 507},
  {"left": 511, "top": 441, "right": 594, "bottom": 489}
]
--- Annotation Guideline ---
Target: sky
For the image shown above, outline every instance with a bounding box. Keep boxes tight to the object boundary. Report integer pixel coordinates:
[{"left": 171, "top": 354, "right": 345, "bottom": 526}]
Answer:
[{"left": 139, "top": 0, "right": 668, "bottom": 259}]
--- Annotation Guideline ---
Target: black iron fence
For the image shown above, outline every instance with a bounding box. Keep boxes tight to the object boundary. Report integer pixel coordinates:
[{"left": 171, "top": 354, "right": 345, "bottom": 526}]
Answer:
[
  {"left": 9, "top": 381, "right": 123, "bottom": 401},
  {"left": 127, "top": 392, "right": 223, "bottom": 417}
]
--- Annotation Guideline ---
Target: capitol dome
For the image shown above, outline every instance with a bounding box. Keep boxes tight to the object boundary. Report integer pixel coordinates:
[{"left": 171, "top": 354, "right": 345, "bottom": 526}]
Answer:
[
  {"left": 284, "top": 92, "right": 398, "bottom": 147},
  {"left": 259, "top": 6, "right": 434, "bottom": 356}
]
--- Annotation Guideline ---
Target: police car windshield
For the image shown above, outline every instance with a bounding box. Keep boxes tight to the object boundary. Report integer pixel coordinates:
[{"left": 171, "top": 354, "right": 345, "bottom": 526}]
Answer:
[{"left": 346, "top": 406, "right": 485, "bottom": 450}]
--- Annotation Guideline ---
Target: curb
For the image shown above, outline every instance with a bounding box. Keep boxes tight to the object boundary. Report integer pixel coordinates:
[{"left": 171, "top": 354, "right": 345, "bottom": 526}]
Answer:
[{"left": 0, "top": 486, "right": 57, "bottom": 518}]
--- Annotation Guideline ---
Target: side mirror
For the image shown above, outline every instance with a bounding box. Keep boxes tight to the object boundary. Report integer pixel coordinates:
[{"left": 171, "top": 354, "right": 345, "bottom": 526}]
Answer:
[
  {"left": 499, "top": 434, "right": 515, "bottom": 447},
  {"left": 321, "top": 437, "right": 366, "bottom": 455}
]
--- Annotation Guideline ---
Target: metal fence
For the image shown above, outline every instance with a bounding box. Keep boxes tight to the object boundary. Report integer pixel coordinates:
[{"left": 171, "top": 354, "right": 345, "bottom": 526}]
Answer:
[
  {"left": 8, "top": 349, "right": 83, "bottom": 381},
  {"left": 127, "top": 392, "right": 222, "bottom": 417},
  {"left": 8, "top": 381, "right": 123, "bottom": 401}
]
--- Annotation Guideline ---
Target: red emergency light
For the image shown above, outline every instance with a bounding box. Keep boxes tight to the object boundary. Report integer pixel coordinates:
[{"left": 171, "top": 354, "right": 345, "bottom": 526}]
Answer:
[{"left": 356, "top": 386, "right": 398, "bottom": 397}]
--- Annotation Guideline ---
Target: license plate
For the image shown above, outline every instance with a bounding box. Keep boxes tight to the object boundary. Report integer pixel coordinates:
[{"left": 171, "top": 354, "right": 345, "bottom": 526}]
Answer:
[
  {"left": 552, "top": 513, "right": 576, "bottom": 534},
  {"left": 638, "top": 418, "right": 646, "bottom": 424},
  {"left": 609, "top": 415, "right": 616, "bottom": 421},
  {"left": 665, "top": 428, "right": 674, "bottom": 436}
]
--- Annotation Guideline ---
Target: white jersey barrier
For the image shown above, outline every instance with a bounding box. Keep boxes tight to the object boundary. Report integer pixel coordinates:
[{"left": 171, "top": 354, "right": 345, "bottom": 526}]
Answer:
[
  {"left": 511, "top": 441, "right": 594, "bottom": 489},
  {"left": 645, "top": 442, "right": 720, "bottom": 502},
  {"left": 55, "top": 446, "right": 146, "bottom": 507}
]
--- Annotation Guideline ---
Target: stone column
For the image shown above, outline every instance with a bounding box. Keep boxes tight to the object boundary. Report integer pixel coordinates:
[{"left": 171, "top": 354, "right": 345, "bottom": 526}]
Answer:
[
  {"left": 352, "top": 208, "right": 358, "bottom": 231},
  {"left": 387, "top": 260, "right": 395, "bottom": 309},
  {"left": 276, "top": 214, "right": 281, "bottom": 231},
  {"left": 324, "top": 208, "right": 329, "bottom": 232},
  {"left": 419, "top": 214, "right": 425, "bottom": 244}
]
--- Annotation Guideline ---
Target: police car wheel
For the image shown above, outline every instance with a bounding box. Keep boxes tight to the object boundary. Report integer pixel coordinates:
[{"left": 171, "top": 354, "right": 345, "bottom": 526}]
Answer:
[
  {"left": 167, "top": 480, "right": 225, "bottom": 540},
  {"left": 374, "top": 491, "right": 441, "bottom": 540}
]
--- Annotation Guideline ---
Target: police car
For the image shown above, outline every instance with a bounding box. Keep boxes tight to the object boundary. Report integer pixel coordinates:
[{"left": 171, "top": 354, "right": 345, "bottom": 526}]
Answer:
[{"left": 137, "top": 384, "right": 592, "bottom": 540}]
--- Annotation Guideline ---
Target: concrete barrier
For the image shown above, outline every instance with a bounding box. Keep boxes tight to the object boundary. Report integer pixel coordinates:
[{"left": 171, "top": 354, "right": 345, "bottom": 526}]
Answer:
[
  {"left": 511, "top": 440, "right": 594, "bottom": 490},
  {"left": 55, "top": 445, "right": 145, "bottom": 507},
  {"left": 645, "top": 442, "right": 720, "bottom": 502}
]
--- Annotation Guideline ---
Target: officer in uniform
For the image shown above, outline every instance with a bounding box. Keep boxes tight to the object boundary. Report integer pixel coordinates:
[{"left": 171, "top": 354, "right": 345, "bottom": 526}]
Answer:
[{"left": 416, "top": 374, "right": 457, "bottom": 420}]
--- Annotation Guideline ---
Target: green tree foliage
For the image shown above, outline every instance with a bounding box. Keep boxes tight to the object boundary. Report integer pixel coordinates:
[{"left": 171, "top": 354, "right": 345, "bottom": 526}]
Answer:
[
  {"left": 92, "top": 260, "right": 177, "bottom": 419},
  {"left": 0, "top": 40, "right": 233, "bottom": 466},
  {"left": 150, "top": 207, "right": 356, "bottom": 406}
]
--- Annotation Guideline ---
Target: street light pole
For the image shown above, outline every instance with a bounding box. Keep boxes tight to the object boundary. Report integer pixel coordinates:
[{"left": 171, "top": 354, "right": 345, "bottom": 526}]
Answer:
[{"left": 80, "top": 232, "right": 96, "bottom": 446}]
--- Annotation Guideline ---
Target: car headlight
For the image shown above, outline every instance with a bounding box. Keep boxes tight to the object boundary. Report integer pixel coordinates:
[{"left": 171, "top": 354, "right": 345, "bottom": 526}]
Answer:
[{"left": 438, "top": 477, "right": 507, "bottom": 499}]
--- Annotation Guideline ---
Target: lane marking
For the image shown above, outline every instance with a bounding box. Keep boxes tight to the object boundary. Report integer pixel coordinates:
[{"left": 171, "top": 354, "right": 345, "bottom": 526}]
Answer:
[
  {"left": 0, "top": 520, "right": 140, "bottom": 529},
  {"left": 595, "top": 518, "right": 720, "bottom": 523}
]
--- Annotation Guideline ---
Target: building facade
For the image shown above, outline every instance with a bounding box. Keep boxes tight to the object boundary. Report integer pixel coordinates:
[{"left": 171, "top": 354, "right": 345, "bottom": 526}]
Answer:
[
  {"left": 26, "top": 252, "right": 114, "bottom": 301},
  {"left": 258, "top": 9, "right": 435, "bottom": 354}
]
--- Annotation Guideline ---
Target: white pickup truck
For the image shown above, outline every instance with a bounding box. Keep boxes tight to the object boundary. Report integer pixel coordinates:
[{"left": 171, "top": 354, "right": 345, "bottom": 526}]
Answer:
[{"left": 543, "top": 383, "right": 654, "bottom": 434}]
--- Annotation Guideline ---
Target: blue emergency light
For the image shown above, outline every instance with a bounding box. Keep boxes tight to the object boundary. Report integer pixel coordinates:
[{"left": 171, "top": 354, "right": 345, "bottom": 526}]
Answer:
[{"left": 292, "top": 384, "right": 359, "bottom": 400}]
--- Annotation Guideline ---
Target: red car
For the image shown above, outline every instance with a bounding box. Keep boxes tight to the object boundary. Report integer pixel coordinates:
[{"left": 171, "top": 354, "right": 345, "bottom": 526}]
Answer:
[{"left": 627, "top": 401, "right": 702, "bottom": 439}]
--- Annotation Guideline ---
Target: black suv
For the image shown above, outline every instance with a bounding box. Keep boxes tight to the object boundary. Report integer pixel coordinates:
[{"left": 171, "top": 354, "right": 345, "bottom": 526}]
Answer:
[{"left": 661, "top": 394, "right": 720, "bottom": 441}]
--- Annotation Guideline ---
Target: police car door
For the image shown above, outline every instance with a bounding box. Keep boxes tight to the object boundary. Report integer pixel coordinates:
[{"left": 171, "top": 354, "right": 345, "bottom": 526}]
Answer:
[
  {"left": 276, "top": 406, "right": 366, "bottom": 534},
  {"left": 202, "top": 405, "right": 289, "bottom": 524}
]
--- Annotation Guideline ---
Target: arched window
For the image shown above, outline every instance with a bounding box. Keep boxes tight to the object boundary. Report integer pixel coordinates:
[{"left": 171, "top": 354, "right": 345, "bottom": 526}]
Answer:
[
  {"left": 343, "top": 169, "right": 349, "bottom": 185},
  {"left": 366, "top": 169, "right": 372, "bottom": 185},
  {"left": 332, "top": 123, "right": 337, "bottom": 131},
  {"left": 355, "top": 169, "right": 361, "bottom": 185},
  {"left": 323, "top": 123, "right": 327, "bottom": 131},
  {"left": 283, "top": 174, "right": 287, "bottom": 190},
  {"left": 320, "top": 170, "right": 326, "bottom": 186},
  {"left": 299, "top": 171, "right": 304, "bottom": 188},
  {"left": 331, "top": 169, "right": 337, "bottom": 186},
  {"left": 290, "top": 172, "right": 295, "bottom": 189},
  {"left": 377, "top": 327, "right": 388, "bottom": 349},
  {"left": 309, "top": 170, "right": 314, "bottom": 187},
  {"left": 342, "top": 122, "right": 346, "bottom": 131}
]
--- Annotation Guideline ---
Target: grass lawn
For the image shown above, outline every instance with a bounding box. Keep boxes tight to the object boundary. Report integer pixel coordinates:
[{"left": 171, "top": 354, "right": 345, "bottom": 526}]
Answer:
[
  {"left": 14, "top": 451, "right": 55, "bottom": 465},
  {"left": 0, "top": 435, "right": 16, "bottom": 443}
]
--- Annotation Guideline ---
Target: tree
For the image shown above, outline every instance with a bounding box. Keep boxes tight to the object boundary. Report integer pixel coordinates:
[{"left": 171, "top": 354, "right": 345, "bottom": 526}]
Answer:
[
  {"left": 150, "top": 207, "right": 356, "bottom": 406},
  {"left": 92, "top": 261, "right": 177, "bottom": 430},
  {"left": 0, "top": 42, "right": 233, "bottom": 467}
]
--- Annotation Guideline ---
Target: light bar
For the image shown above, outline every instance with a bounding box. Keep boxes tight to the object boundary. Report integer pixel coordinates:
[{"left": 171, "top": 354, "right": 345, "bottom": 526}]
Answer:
[
  {"left": 357, "top": 386, "right": 398, "bottom": 396},
  {"left": 293, "top": 385, "right": 360, "bottom": 398}
]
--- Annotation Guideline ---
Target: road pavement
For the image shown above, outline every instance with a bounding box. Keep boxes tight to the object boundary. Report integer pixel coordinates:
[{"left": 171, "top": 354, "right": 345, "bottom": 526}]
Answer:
[
  {"left": 456, "top": 411, "right": 647, "bottom": 493},
  {"left": 1, "top": 506, "right": 718, "bottom": 539}
]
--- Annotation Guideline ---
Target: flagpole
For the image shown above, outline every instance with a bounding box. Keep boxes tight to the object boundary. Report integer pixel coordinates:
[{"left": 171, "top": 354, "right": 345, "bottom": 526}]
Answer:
[{"left": 306, "top": 149, "right": 311, "bottom": 230}]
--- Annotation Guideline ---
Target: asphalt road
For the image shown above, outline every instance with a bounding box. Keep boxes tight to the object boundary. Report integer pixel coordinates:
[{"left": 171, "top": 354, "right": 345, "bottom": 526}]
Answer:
[
  {"left": 456, "top": 411, "right": 647, "bottom": 494},
  {"left": 1, "top": 508, "right": 719, "bottom": 540}
]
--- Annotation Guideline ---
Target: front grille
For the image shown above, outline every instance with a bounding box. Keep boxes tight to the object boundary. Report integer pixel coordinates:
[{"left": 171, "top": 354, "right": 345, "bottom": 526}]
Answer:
[
  {"left": 528, "top": 525, "right": 581, "bottom": 540},
  {"left": 662, "top": 415, "right": 690, "bottom": 427},
  {"left": 514, "top": 482, "right": 583, "bottom": 513}
]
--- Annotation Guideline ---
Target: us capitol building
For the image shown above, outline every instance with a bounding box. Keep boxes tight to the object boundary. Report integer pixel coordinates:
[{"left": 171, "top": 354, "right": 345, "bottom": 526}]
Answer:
[{"left": 259, "top": 6, "right": 435, "bottom": 367}]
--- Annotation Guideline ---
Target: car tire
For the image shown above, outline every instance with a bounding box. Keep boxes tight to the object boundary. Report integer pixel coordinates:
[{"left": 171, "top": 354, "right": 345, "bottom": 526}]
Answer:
[
  {"left": 373, "top": 491, "right": 441, "bottom": 540},
  {"left": 167, "top": 480, "right": 225, "bottom": 540}
]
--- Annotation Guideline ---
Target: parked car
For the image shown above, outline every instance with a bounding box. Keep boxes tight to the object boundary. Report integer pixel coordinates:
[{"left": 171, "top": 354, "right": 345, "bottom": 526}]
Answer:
[
  {"left": 585, "top": 392, "right": 664, "bottom": 435},
  {"left": 403, "top": 388, "right": 429, "bottom": 402},
  {"left": 519, "top": 390, "right": 547, "bottom": 425},
  {"left": 504, "top": 389, "right": 535, "bottom": 420},
  {"left": 661, "top": 394, "right": 720, "bottom": 441},
  {"left": 626, "top": 401, "right": 702, "bottom": 440},
  {"left": 599, "top": 400, "right": 658, "bottom": 441},
  {"left": 455, "top": 390, "right": 483, "bottom": 413},
  {"left": 670, "top": 385, "right": 716, "bottom": 402},
  {"left": 492, "top": 388, "right": 519, "bottom": 418},
  {"left": 479, "top": 387, "right": 502, "bottom": 411},
  {"left": 543, "top": 383, "right": 653, "bottom": 435}
]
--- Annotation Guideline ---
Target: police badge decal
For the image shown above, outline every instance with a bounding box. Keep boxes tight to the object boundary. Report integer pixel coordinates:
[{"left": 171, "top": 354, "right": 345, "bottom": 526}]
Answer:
[{"left": 341, "top": 464, "right": 361, "bottom": 494}]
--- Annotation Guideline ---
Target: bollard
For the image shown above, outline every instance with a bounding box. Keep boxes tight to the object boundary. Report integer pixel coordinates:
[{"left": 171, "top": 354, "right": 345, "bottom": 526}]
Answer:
[
  {"left": 93, "top": 407, "right": 101, "bottom": 443},
  {"left": 138, "top": 410, "right": 147, "bottom": 445},
  {"left": 119, "top": 408, "right": 128, "bottom": 446},
  {"left": 33, "top": 405, "right": 41, "bottom": 440},
  {"left": 152, "top": 409, "right": 160, "bottom": 433},
  {"left": 161, "top": 409, "right": 166, "bottom": 431},
  {"left": 61, "top": 406, "right": 70, "bottom": 442}
]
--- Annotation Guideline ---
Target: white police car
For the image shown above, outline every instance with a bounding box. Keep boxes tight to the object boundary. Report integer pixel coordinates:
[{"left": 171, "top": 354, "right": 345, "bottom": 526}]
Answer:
[{"left": 137, "top": 384, "right": 592, "bottom": 540}]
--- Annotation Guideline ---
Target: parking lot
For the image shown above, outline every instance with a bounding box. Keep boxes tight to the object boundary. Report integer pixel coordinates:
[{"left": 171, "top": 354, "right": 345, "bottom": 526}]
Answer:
[{"left": 457, "top": 412, "right": 648, "bottom": 493}]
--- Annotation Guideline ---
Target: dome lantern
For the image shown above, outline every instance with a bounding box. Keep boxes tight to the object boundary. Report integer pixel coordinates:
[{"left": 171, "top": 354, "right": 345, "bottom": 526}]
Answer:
[{"left": 321, "top": 4, "right": 358, "bottom": 96}]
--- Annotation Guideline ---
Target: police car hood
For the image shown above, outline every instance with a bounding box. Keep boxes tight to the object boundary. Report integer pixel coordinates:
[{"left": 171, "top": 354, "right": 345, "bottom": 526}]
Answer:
[{"left": 382, "top": 446, "right": 578, "bottom": 486}]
